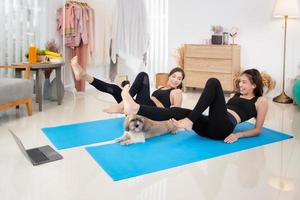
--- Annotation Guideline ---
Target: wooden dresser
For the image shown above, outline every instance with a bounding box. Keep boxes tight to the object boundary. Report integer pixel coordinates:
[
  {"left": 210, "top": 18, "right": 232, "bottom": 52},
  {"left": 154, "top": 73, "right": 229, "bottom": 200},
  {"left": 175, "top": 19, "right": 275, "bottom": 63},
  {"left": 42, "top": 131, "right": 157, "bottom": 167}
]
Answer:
[{"left": 183, "top": 44, "right": 240, "bottom": 91}]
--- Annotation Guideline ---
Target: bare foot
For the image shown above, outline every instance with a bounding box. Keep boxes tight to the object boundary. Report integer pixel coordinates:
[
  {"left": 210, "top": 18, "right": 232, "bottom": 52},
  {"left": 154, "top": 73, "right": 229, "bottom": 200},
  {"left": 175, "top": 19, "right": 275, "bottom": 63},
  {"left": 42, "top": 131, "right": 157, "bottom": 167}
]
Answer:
[
  {"left": 70, "top": 56, "right": 87, "bottom": 80},
  {"left": 171, "top": 118, "right": 193, "bottom": 131},
  {"left": 103, "top": 104, "right": 124, "bottom": 114},
  {"left": 121, "top": 85, "right": 139, "bottom": 115}
]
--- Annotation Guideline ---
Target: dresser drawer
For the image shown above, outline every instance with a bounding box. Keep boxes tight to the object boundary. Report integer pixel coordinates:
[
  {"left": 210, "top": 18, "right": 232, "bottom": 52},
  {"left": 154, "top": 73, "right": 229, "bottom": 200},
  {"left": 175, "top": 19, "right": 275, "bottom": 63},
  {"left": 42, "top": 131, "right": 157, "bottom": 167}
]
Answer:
[
  {"left": 185, "top": 45, "right": 233, "bottom": 59},
  {"left": 183, "top": 44, "right": 240, "bottom": 91},
  {"left": 184, "top": 71, "right": 234, "bottom": 91},
  {"left": 184, "top": 57, "right": 232, "bottom": 73}
]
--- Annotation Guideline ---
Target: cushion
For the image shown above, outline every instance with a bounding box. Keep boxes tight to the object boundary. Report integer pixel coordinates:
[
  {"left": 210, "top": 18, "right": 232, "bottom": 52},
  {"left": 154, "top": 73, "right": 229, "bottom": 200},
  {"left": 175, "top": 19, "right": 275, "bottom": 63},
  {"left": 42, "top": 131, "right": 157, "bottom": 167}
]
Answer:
[{"left": 0, "top": 78, "right": 33, "bottom": 104}]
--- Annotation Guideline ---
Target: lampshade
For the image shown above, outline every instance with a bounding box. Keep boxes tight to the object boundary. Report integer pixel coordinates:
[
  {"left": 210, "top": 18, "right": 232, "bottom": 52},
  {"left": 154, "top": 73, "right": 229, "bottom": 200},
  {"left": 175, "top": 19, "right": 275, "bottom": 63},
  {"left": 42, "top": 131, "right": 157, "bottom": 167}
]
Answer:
[{"left": 273, "top": 0, "right": 299, "bottom": 18}]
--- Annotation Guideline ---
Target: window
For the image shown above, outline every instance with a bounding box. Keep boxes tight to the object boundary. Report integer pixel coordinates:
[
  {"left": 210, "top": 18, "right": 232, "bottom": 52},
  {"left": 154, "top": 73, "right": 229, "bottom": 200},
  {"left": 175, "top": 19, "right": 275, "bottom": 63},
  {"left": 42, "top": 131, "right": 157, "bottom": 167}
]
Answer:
[
  {"left": 145, "top": 0, "right": 168, "bottom": 82},
  {"left": 0, "top": 0, "right": 47, "bottom": 76}
]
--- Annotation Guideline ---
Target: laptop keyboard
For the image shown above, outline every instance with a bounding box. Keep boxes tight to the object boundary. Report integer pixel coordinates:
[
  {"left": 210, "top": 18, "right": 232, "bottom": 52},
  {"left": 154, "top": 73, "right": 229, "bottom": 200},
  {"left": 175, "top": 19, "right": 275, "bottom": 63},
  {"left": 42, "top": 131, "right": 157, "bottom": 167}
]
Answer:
[{"left": 27, "top": 149, "right": 49, "bottom": 163}]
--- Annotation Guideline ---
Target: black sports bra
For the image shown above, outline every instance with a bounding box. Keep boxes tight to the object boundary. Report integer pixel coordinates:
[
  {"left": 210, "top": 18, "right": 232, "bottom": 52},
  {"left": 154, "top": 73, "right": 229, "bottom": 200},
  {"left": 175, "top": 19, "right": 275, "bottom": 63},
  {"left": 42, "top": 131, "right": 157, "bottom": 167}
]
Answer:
[
  {"left": 151, "top": 87, "right": 174, "bottom": 108},
  {"left": 226, "top": 93, "right": 258, "bottom": 122}
]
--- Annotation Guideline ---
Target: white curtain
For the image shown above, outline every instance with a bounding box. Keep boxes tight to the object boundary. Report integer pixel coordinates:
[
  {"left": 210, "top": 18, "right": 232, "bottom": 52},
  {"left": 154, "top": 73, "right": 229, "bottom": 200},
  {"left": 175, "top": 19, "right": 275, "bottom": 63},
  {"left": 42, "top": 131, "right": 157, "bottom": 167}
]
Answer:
[
  {"left": 110, "top": 0, "right": 149, "bottom": 81},
  {"left": 111, "top": 0, "right": 149, "bottom": 64},
  {"left": 0, "top": 0, "right": 47, "bottom": 77},
  {"left": 145, "top": 0, "right": 168, "bottom": 83}
]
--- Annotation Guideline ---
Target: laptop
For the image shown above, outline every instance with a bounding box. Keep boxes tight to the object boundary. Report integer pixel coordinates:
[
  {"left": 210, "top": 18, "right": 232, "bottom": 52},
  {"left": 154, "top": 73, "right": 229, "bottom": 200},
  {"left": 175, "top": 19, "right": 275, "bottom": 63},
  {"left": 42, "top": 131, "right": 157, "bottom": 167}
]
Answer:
[{"left": 9, "top": 129, "right": 63, "bottom": 166}]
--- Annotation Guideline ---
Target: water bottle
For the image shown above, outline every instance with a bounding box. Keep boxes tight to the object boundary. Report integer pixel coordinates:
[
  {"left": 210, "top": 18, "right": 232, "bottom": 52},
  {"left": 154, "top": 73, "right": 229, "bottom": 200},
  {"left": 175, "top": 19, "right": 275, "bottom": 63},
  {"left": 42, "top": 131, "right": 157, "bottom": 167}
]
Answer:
[
  {"left": 223, "top": 32, "right": 229, "bottom": 45},
  {"left": 29, "top": 44, "right": 37, "bottom": 63}
]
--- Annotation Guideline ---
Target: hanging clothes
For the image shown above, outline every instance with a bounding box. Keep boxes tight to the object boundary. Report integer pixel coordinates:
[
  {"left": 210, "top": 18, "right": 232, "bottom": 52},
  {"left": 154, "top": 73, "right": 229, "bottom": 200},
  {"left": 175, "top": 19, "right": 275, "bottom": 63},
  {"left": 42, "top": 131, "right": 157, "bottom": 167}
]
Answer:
[
  {"left": 110, "top": 0, "right": 149, "bottom": 66},
  {"left": 87, "top": 6, "right": 95, "bottom": 65},
  {"left": 57, "top": 1, "right": 95, "bottom": 92}
]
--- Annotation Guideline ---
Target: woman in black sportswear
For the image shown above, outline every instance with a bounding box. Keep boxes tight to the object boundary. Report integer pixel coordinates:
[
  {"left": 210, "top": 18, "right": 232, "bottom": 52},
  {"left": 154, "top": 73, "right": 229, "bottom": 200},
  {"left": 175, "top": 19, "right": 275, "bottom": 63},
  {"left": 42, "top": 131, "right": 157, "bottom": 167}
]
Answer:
[
  {"left": 70, "top": 56, "right": 185, "bottom": 113},
  {"left": 121, "top": 69, "right": 268, "bottom": 144}
]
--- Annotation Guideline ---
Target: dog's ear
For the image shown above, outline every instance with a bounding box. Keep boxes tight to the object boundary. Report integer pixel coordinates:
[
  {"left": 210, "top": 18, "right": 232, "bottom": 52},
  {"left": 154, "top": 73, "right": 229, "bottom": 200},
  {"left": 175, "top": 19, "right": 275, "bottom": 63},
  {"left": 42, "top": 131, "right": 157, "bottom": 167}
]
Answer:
[
  {"left": 124, "top": 116, "right": 130, "bottom": 131},
  {"left": 141, "top": 116, "right": 151, "bottom": 132},
  {"left": 137, "top": 115, "right": 145, "bottom": 131},
  {"left": 136, "top": 115, "right": 144, "bottom": 123}
]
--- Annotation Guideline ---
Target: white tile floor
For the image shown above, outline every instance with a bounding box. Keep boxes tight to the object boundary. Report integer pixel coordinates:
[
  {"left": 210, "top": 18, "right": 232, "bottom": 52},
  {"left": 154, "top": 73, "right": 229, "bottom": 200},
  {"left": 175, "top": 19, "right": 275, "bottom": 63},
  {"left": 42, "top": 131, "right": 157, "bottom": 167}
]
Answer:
[{"left": 0, "top": 89, "right": 299, "bottom": 200}]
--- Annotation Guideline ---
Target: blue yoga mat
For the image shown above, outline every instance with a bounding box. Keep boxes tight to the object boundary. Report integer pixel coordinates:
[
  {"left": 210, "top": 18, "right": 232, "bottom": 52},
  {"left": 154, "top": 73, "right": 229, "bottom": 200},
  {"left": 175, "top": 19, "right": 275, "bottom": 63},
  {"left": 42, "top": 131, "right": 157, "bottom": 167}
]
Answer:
[
  {"left": 42, "top": 117, "right": 125, "bottom": 149},
  {"left": 86, "top": 122, "right": 292, "bottom": 181}
]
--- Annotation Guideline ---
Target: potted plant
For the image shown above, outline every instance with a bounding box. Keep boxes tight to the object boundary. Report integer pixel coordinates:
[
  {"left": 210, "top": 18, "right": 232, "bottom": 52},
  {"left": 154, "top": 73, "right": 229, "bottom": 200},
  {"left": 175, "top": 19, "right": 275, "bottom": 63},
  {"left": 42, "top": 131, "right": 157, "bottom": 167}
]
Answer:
[
  {"left": 37, "top": 49, "right": 47, "bottom": 62},
  {"left": 211, "top": 25, "right": 223, "bottom": 45}
]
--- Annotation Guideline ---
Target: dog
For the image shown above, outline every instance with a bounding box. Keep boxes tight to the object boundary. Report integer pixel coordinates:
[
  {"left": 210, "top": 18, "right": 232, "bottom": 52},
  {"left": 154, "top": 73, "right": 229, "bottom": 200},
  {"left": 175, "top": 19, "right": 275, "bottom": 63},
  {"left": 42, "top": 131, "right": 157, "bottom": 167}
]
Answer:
[{"left": 115, "top": 114, "right": 178, "bottom": 145}]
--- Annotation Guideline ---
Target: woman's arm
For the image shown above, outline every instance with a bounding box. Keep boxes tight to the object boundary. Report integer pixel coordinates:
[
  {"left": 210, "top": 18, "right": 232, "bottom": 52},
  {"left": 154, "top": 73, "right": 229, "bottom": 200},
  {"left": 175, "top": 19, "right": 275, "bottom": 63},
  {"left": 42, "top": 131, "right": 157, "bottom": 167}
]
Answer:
[
  {"left": 170, "top": 89, "right": 183, "bottom": 107},
  {"left": 150, "top": 96, "right": 165, "bottom": 108},
  {"left": 229, "top": 93, "right": 235, "bottom": 99},
  {"left": 224, "top": 97, "right": 268, "bottom": 143}
]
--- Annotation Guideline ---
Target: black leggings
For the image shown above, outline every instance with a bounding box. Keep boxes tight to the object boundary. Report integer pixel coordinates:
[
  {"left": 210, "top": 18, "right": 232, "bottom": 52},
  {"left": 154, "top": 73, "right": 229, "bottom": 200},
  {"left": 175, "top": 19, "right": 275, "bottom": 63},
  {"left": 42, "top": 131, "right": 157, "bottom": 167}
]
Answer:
[
  {"left": 90, "top": 72, "right": 156, "bottom": 106},
  {"left": 137, "top": 78, "right": 235, "bottom": 140}
]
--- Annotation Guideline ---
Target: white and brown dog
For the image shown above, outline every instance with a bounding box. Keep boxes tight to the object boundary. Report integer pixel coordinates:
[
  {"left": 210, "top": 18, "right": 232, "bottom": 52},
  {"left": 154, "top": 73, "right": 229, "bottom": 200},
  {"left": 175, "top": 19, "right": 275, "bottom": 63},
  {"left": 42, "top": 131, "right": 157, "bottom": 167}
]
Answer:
[{"left": 115, "top": 114, "right": 178, "bottom": 145}]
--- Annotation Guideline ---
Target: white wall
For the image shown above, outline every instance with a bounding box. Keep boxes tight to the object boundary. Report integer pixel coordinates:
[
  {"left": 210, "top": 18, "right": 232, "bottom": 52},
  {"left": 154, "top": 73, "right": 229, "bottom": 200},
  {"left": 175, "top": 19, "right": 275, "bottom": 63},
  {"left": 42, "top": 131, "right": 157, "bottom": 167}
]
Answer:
[
  {"left": 44, "top": 0, "right": 64, "bottom": 47},
  {"left": 44, "top": 0, "right": 300, "bottom": 96},
  {"left": 169, "top": 0, "right": 300, "bottom": 97}
]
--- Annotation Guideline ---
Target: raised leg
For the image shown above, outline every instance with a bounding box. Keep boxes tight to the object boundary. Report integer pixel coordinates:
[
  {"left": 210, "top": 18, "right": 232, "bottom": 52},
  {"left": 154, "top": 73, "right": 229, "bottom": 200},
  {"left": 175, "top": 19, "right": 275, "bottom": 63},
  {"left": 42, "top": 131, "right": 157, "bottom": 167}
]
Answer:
[
  {"left": 70, "top": 56, "right": 93, "bottom": 83},
  {"left": 129, "top": 72, "right": 152, "bottom": 105},
  {"left": 121, "top": 85, "right": 140, "bottom": 115}
]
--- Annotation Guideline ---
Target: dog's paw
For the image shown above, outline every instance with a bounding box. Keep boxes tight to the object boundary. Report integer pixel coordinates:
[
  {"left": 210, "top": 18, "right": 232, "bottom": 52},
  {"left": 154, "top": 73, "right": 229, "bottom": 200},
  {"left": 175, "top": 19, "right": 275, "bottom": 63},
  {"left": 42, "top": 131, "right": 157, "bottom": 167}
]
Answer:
[
  {"left": 115, "top": 132, "right": 130, "bottom": 143},
  {"left": 121, "top": 139, "right": 133, "bottom": 145},
  {"left": 114, "top": 137, "right": 124, "bottom": 142},
  {"left": 121, "top": 138, "right": 146, "bottom": 145}
]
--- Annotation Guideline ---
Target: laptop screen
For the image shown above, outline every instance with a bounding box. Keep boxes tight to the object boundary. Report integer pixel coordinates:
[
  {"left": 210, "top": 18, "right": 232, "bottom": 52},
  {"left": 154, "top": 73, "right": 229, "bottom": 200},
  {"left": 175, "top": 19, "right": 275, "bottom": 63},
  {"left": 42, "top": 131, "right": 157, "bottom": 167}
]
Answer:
[{"left": 9, "top": 129, "right": 32, "bottom": 161}]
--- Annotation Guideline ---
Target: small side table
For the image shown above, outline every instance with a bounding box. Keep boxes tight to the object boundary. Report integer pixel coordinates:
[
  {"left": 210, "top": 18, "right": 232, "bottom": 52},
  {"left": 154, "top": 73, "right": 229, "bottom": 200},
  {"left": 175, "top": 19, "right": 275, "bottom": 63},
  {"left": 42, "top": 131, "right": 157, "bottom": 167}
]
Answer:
[{"left": 14, "top": 62, "right": 64, "bottom": 111}]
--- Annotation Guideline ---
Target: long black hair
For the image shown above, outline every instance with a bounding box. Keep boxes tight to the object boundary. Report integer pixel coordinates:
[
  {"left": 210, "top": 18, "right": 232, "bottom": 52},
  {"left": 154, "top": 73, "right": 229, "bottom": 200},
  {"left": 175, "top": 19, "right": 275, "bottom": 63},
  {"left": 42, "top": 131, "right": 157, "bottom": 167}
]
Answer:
[
  {"left": 241, "top": 69, "right": 263, "bottom": 97},
  {"left": 168, "top": 67, "right": 185, "bottom": 89}
]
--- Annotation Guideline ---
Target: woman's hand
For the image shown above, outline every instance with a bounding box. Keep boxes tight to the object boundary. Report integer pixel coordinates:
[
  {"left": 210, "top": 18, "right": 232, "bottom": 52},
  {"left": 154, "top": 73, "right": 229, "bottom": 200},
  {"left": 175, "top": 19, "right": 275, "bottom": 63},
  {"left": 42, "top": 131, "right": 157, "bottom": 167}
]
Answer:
[{"left": 224, "top": 133, "right": 238, "bottom": 143}]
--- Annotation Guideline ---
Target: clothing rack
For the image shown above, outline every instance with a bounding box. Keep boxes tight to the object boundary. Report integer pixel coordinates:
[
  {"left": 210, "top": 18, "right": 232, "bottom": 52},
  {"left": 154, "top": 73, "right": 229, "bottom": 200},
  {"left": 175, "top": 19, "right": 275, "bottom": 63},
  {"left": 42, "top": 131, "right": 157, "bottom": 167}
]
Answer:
[
  {"left": 57, "top": 0, "right": 94, "bottom": 91},
  {"left": 66, "top": 0, "right": 88, "bottom": 6}
]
